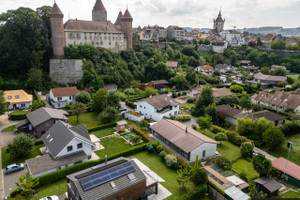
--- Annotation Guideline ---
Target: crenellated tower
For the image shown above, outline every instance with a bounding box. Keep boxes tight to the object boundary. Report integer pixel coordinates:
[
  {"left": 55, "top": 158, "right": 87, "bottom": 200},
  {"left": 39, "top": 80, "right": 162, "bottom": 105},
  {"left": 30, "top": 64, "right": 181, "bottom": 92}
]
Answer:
[
  {"left": 92, "top": 0, "right": 107, "bottom": 22},
  {"left": 50, "top": 3, "right": 65, "bottom": 58},
  {"left": 121, "top": 9, "right": 133, "bottom": 50}
]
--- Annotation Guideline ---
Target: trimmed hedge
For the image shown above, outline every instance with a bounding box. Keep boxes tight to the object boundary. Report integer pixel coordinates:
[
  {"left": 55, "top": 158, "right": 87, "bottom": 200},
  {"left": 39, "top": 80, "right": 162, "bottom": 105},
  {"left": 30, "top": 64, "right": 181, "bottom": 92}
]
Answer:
[
  {"left": 175, "top": 115, "right": 191, "bottom": 122},
  {"left": 176, "top": 184, "right": 207, "bottom": 200},
  {"left": 88, "top": 123, "right": 115, "bottom": 132},
  {"left": 9, "top": 111, "right": 29, "bottom": 120},
  {"left": 125, "top": 100, "right": 137, "bottom": 109},
  {"left": 33, "top": 139, "right": 44, "bottom": 145},
  {"left": 211, "top": 125, "right": 249, "bottom": 146},
  {"left": 132, "top": 125, "right": 152, "bottom": 142}
]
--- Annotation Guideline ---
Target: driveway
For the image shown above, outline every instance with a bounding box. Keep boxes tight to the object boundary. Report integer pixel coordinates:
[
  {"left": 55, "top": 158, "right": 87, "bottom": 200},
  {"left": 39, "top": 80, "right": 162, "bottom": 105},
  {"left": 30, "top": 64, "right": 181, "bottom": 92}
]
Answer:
[{"left": 254, "top": 147, "right": 277, "bottom": 161}]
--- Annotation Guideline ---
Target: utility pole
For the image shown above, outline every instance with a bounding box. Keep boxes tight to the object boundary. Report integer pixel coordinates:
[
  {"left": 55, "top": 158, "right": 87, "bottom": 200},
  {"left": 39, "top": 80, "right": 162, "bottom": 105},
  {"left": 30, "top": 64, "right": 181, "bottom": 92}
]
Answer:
[{"left": 283, "top": 141, "right": 293, "bottom": 181}]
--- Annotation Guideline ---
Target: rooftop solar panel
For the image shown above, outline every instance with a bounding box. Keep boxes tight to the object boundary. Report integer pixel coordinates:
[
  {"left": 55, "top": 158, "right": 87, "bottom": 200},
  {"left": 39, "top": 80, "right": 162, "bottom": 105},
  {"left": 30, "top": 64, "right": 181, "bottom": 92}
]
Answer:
[{"left": 80, "top": 161, "right": 136, "bottom": 191}]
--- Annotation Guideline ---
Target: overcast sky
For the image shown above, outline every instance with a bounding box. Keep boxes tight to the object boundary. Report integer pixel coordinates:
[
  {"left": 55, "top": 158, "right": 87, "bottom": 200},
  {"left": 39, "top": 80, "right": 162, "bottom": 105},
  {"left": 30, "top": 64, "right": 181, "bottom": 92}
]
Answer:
[{"left": 1, "top": 0, "right": 300, "bottom": 29}]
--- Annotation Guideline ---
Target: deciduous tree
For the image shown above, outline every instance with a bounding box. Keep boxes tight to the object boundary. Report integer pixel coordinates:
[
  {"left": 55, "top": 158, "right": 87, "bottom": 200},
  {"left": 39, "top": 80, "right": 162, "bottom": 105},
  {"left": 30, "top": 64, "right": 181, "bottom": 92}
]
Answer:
[
  {"left": 75, "top": 91, "right": 91, "bottom": 104},
  {"left": 7, "top": 133, "right": 34, "bottom": 158},
  {"left": 252, "top": 155, "right": 272, "bottom": 176},
  {"left": 71, "top": 102, "right": 87, "bottom": 123},
  {"left": 263, "top": 127, "right": 285, "bottom": 150}
]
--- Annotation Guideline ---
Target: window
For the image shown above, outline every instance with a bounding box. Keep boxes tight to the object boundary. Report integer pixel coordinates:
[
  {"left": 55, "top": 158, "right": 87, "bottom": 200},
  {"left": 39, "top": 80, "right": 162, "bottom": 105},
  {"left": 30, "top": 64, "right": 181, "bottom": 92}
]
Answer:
[
  {"left": 58, "top": 97, "right": 62, "bottom": 101},
  {"left": 8, "top": 96, "right": 12, "bottom": 100},
  {"left": 69, "top": 96, "right": 72, "bottom": 100},
  {"left": 77, "top": 143, "right": 83, "bottom": 149},
  {"left": 140, "top": 105, "right": 142, "bottom": 108},
  {"left": 15, "top": 95, "right": 20, "bottom": 99},
  {"left": 202, "top": 150, "right": 206, "bottom": 158},
  {"left": 67, "top": 146, "right": 73, "bottom": 152},
  {"left": 109, "top": 42, "right": 111, "bottom": 45}
]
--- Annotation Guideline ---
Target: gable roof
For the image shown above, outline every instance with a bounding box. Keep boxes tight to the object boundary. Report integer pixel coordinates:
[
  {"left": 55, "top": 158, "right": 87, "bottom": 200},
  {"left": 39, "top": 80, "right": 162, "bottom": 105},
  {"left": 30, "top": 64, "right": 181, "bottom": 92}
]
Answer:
[
  {"left": 138, "top": 94, "right": 179, "bottom": 109},
  {"left": 253, "top": 177, "right": 282, "bottom": 193},
  {"left": 215, "top": 64, "right": 230, "bottom": 70},
  {"left": 166, "top": 61, "right": 178, "bottom": 68},
  {"left": 41, "top": 121, "right": 93, "bottom": 158},
  {"left": 150, "top": 119, "right": 218, "bottom": 153},
  {"left": 64, "top": 20, "right": 123, "bottom": 33},
  {"left": 26, "top": 107, "right": 68, "bottom": 127},
  {"left": 272, "top": 157, "right": 300, "bottom": 181},
  {"left": 254, "top": 73, "right": 286, "bottom": 82},
  {"left": 149, "top": 80, "right": 169, "bottom": 85},
  {"left": 4, "top": 90, "right": 32, "bottom": 104},
  {"left": 51, "top": 86, "right": 78, "bottom": 98},
  {"left": 213, "top": 88, "right": 233, "bottom": 98},
  {"left": 200, "top": 65, "right": 214, "bottom": 71}
]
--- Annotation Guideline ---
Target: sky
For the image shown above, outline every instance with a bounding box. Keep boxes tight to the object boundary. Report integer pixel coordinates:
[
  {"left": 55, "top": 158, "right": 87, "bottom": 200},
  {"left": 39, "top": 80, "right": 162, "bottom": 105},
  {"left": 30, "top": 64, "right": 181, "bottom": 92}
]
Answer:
[{"left": 1, "top": 0, "right": 300, "bottom": 29}]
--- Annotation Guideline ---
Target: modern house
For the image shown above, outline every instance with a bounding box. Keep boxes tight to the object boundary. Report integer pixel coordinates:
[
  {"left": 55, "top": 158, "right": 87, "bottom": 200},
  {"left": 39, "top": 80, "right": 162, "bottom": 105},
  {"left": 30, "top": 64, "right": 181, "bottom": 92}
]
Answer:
[
  {"left": 167, "top": 26, "right": 185, "bottom": 41},
  {"left": 125, "top": 111, "right": 145, "bottom": 122},
  {"left": 66, "top": 157, "right": 158, "bottom": 200},
  {"left": 166, "top": 61, "right": 178, "bottom": 70},
  {"left": 104, "top": 84, "right": 118, "bottom": 92},
  {"left": 217, "top": 105, "right": 287, "bottom": 126},
  {"left": 26, "top": 121, "right": 94, "bottom": 178},
  {"left": 150, "top": 119, "right": 218, "bottom": 162},
  {"left": 4, "top": 90, "right": 32, "bottom": 110},
  {"left": 253, "top": 177, "right": 282, "bottom": 197},
  {"left": 147, "top": 80, "right": 169, "bottom": 92},
  {"left": 49, "top": 86, "right": 78, "bottom": 108},
  {"left": 15, "top": 107, "right": 69, "bottom": 138},
  {"left": 187, "top": 87, "right": 233, "bottom": 100},
  {"left": 272, "top": 157, "right": 300, "bottom": 188},
  {"left": 135, "top": 94, "right": 180, "bottom": 121},
  {"left": 195, "top": 65, "right": 214, "bottom": 73},
  {"left": 246, "top": 73, "right": 287, "bottom": 88},
  {"left": 252, "top": 91, "right": 300, "bottom": 114}
]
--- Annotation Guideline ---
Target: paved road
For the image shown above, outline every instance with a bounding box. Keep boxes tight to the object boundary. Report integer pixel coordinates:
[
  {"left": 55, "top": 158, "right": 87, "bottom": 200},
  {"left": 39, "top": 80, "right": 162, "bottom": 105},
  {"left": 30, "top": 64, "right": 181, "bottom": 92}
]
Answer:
[{"left": 254, "top": 147, "right": 277, "bottom": 161}]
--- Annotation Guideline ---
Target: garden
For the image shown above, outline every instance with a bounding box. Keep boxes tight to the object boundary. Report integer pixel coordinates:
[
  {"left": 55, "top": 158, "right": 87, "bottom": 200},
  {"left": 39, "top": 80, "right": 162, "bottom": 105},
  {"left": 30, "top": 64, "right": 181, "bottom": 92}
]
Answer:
[
  {"left": 68, "top": 112, "right": 102, "bottom": 128},
  {"left": 90, "top": 127, "right": 115, "bottom": 138}
]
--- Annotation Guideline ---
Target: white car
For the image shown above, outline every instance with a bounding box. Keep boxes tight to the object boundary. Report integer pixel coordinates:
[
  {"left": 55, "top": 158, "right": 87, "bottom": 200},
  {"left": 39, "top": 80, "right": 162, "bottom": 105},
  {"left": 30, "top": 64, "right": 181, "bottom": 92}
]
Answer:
[{"left": 39, "top": 196, "right": 59, "bottom": 200}]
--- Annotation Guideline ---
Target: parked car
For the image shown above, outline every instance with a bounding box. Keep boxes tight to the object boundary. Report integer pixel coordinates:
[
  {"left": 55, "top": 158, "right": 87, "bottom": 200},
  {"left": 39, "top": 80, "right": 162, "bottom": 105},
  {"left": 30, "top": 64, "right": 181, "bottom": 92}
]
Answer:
[
  {"left": 5, "top": 163, "right": 24, "bottom": 174},
  {"left": 39, "top": 196, "right": 59, "bottom": 200},
  {"left": 251, "top": 152, "right": 262, "bottom": 159}
]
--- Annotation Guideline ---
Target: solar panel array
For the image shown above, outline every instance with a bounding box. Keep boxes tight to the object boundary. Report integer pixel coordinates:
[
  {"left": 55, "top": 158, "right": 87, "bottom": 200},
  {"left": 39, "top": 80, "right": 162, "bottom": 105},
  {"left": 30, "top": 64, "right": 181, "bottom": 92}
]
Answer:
[{"left": 80, "top": 162, "right": 135, "bottom": 191}]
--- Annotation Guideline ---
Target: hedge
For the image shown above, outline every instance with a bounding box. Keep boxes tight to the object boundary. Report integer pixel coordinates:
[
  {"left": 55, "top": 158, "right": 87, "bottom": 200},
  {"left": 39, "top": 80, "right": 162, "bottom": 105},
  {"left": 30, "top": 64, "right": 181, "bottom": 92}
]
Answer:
[
  {"left": 176, "top": 184, "right": 207, "bottom": 200},
  {"left": 33, "top": 90, "right": 40, "bottom": 101},
  {"left": 125, "top": 100, "right": 137, "bottom": 109},
  {"left": 88, "top": 123, "right": 115, "bottom": 132},
  {"left": 33, "top": 139, "right": 44, "bottom": 145},
  {"left": 211, "top": 125, "right": 250, "bottom": 146},
  {"left": 132, "top": 125, "right": 152, "bottom": 142},
  {"left": 175, "top": 115, "right": 191, "bottom": 122},
  {"left": 9, "top": 111, "right": 29, "bottom": 120}
]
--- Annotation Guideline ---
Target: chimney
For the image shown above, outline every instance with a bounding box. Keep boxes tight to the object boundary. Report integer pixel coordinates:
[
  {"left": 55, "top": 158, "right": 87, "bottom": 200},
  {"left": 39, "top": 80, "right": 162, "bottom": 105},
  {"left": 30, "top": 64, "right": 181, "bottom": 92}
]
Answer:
[{"left": 105, "top": 155, "right": 107, "bottom": 164}]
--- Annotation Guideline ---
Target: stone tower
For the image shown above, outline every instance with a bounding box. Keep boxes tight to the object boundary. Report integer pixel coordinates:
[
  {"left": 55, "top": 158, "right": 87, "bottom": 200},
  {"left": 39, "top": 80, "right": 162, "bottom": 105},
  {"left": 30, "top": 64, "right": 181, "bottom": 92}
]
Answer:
[
  {"left": 213, "top": 10, "right": 225, "bottom": 33},
  {"left": 92, "top": 0, "right": 107, "bottom": 22},
  {"left": 50, "top": 3, "right": 65, "bottom": 58},
  {"left": 121, "top": 9, "right": 133, "bottom": 50},
  {"left": 114, "top": 11, "right": 123, "bottom": 30}
]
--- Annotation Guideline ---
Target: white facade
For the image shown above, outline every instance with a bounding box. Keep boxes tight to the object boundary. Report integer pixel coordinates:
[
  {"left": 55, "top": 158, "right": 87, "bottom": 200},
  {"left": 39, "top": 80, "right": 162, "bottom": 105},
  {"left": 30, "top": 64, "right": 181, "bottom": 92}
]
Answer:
[
  {"left": 190, "top": 143, "right": 217, "bottom": 162},
  {"left": 104, "top": 84, "right": 118, "bottom": 92},
  {"left": 125, "top": 112, "right": 145, "bottom": 122},
  {"left": 8, "top": 102, "right": 31, "bottom": 110},
  {"left": 167, "top": 26, "right": 185, "bottom": 41},
  {"left": 221, "top": 31, "right": 245, "bottom": 46},
  {"left": 135, "top": 101, "right": 179, "bottom": 122},
  {"left": 49, "top": 90, "right": 76, "bottom": 109},
  {"left": 65, "top": 31, "right": 127, "bottom": 53}
]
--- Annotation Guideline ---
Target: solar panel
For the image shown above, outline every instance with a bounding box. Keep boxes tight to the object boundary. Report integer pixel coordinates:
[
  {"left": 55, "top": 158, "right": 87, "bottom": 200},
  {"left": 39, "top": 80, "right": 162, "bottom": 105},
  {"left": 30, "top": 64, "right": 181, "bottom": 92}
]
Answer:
[{"left": 80, "top": 161, "right": 136, "bottom": 191}]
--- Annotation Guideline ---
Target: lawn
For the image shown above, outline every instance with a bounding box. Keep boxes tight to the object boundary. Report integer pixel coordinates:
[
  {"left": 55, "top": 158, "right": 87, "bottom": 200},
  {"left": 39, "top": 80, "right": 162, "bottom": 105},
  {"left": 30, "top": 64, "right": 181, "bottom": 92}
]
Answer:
[
  {"left": 232, "top": 159, "right": 259, "bottom": 181},
  {"left": 68, "top": 112, "right": 101, "bottom": 128},
  {"left": 280, "top": 191, "right": 300, "bottom": 198},
  {"left": 90, "top": 127, "right": 115, "bottom": 138},
  {"left": 180, "top": 102, "right": 195, "bottom": 109},
  {"left": 95, "top": 136, "right": 135, "bottom": 158},
  {"left": 30, "top": 179, "right": 67, "bottom": 200},
  {"left": 130, "top": 151, "right": 194, "bottom": 199},
  {"left": 1, "top": 125, "right": 16, "bottom": 132},
  {"left": 1, "top": 144, "right": 44, "bottom": 168}
]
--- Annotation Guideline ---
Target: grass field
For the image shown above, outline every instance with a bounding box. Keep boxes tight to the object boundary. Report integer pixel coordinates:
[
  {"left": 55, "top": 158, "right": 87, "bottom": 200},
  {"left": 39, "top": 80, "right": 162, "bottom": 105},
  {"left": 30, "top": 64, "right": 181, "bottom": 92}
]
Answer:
[
  {"left": 180, "top": 102, "right": 195, "bottom": 109},
  {"left": 30, "top": 179, "right": 67, "bottom": 200},
  {"left": 1, "top": 144, "right": 44, "bottom": 168},
  {"left": 91, "top": 127, "right": 115, "bottom": 138},
  {"left": 280, "top": 191, "right": 300, "bottom": 198},
  {"left": 1, "top": 125, "right": 16, "bottom": 132},
  {"left": 68, "top": 112, "right": 101, "bottom": 128},
  {"left": 232, "top": 159, "right": 259, "bottom": 181}
]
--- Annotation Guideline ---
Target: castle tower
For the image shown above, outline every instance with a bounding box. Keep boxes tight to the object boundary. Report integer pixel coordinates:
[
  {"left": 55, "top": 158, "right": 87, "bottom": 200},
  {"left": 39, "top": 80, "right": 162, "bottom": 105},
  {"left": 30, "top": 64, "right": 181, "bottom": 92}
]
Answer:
[
  {"left": 50, "top": 3, "right": 65, "bottom": 58},
  {"left": 92, "top": 0, "right": 107, "bottom": 22},
  {"left": 114, "top": 11, "right": 123, "bottom": 30},
  {"left": 121, "top": 9, "right": 133, "bottom": 50},
  {"left": 213, "top": 10, "right": 225, "bottom": 33}
]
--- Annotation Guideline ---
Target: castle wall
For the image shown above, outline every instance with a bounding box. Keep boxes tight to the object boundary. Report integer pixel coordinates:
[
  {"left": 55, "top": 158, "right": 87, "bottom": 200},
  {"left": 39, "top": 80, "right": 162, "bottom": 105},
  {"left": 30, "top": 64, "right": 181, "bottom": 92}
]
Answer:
[{"left": 49, "top": 59, "right": 83, "bottom": 86}]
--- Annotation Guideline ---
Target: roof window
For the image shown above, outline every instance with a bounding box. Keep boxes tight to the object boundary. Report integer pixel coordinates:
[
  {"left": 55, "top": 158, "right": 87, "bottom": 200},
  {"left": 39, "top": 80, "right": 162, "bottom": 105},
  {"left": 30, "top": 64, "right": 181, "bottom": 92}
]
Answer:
[
  {"left": 8, "top": 96, "right": 12, "bottom": 100},
  {"left": 15, "top": 95, "right": 20, "bottom": 99},
  {"left": 49, "top": 138, "right": 53, "bottom": 143},
  {"left": 110, "top": 181, "right": 116, "bottom": 189},
  {"left": 127, "top": 173, "right": 136, "bottom": 181}
]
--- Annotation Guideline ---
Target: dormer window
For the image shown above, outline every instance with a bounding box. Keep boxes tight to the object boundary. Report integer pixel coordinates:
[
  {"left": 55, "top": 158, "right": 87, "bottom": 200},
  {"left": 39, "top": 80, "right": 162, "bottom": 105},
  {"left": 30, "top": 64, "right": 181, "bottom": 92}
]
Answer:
[{"left": 8, "top": 96, "right": 12, "bottom": 100}]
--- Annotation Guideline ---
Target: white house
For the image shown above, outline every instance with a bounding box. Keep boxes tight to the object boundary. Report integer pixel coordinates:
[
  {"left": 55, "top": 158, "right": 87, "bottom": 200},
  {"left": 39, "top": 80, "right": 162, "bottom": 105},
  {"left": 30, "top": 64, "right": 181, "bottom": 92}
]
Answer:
[
  {"left": 4, "top": 90, "right": 32, "bottom": 110},
  {"left": 135, "top": 94, "right": 180, "bottom": 122},
  {"left": 150, "top": 119, "right": 218, "bottom": 162},
  {"left": 125, "top": 111, "right": 145, "bottom": 122},
  {"left": 221, "top": 30, "right": 245, "bottom": 46},
  {"left": 49, "top": 86, "right": 78, "bottom": 108},
  {"left": 25, "top": 121, "right": 94, "bottom": 178},
  {"left": 104, "top": 84, "right": 118, "bottom": 92},
  {"left": 195, "top": 65, "right": 214, "bottom": 73}
]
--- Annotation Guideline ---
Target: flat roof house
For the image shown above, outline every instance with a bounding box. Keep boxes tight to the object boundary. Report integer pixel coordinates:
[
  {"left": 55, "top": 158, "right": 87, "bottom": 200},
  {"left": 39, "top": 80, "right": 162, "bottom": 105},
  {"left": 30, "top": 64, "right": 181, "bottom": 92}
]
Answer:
[
  {"left": 49, "top": 86, "right": 78, "bottom": 109},
  {"left": 15, "top": 107, "right": 69, "bottom": 138},
  {"left": 135, "top": 94, "right": 180, "bottom": 122},
  {"left": 66, "top": 157, "right": 158, "bottom": 200},
  {"left": 26, "top": 121, "right": 94, "bottom": 178},
  {"left": 4, "top": 90, "right": 32, "bottom": 110},
  {"left": 147, "top": 80, "right": 169, "bottom": 92},
  {"left": 150, "top": 119, "right": 218, "bottom": 162}
]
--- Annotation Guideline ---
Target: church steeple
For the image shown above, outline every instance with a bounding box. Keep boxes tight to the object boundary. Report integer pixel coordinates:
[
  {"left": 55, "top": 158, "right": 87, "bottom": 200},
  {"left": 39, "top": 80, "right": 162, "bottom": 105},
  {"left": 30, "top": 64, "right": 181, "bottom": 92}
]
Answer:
[{"left": 92, "top": 0, "right": 107, "bottom": 21}]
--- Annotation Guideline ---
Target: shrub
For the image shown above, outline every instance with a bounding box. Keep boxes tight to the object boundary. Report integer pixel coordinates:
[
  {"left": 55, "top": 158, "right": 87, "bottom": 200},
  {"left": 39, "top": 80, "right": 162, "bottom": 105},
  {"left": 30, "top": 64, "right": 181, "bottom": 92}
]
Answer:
[
  {"left": 165, "top": 154, "right": 177, "bottom": 168},
  {"left": 175, "top": 115, "right": 191, "bottom": 122},
  {"left": 215, "top": 156, "right": 231, "bottom": 170},
  {"left": 33, "top": 139, "right": 44, "bottom": 146},
  {"left": 7, "top": 133, "right": 34, "bottom": 158},
  {"left": 88, "top": 123, "right": 115, "bottom": 132},
  {"left": 215, "top": 132, "right": 228, "bottom": 144},
  {"left": 176, "top": 184, "right": 207, "bottom": 200},
  {"left": 262, "top": 127, "right": 285, "bottom": 150},
  {"left": 31, "top": 100, "right": 46, "bottom": 111},
  {"left": 281, "top": 120, "right": 300, "bottom": 136},
  {"left": 190, "top": 168, "right": 208, "bottom": 186},
  {"left": 187, "top": 97, "right": 195, "bottom": 103},
  {"left": 156, "top": 144, "right": 164, "bottom": 153},
  {"left": 145, "top": 142, "right": 154, "bottom": 153},
  {"left": 9, "top": 111, "right": 29, "bottom": 120},
  {"left": 132, "top": 125, "right": 152, "bottom": 142},
  {"left": 159, "top": 150, "right": 167, "bottom": 161},
  {"left": 138, "top": 119, "right": 148, "bottom": 128},
  {"left": 125, "top": 100, "right": 136, "bottom": 109},
  {"left": 240, "top": 141, "right": 254, "bottom": 158}
]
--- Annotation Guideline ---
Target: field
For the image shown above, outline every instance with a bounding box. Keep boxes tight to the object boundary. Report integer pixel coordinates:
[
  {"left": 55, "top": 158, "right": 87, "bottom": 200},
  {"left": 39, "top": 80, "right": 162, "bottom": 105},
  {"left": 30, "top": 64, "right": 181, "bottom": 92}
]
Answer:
[
  {"left": 91, "top": 127, "right": 115, "bottom": 138},
  {"left": 280, "top": 191, "right": 300, "bottom": 198},
  {"left": 232, "top": 159, "right": 259, "bottom": 181}
]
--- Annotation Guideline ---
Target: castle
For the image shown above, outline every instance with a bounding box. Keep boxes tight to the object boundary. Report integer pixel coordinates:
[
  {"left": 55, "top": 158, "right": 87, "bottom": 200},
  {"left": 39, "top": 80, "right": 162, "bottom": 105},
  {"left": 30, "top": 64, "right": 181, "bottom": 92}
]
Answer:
[
  {"left": 213, "top": 10, "right": 225, "bottom": 33},
  {"left": 50, "top": 0, "right": 133, "bottom": 58}
]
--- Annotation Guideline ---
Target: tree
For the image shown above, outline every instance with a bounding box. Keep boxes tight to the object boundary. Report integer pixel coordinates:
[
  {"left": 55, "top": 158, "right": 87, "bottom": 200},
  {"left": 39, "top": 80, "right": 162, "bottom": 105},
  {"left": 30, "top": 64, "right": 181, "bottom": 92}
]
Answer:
[
  {"left": 144, "top": 87, "right": 158, "bottom": 97},
  {"left": 215, "top": 132, "right": 228, "bottom": 145},
  {"left": 177, "top": 167, "right": 191, "bottom": 188},
  {"left": 281, "top": 120, "right": 300, "bottom": 136},
  {"left": 252, "top": 155, "right": 272, "bottom": 176},
  {"left": 253, "top": 118, "right": 274, "bottom": 141},
  {"left": 213, "top": 70, "right": 221, "bottom": 77},
  {"left": 240, "top": 141, "right": 254, "bottom": 158},
  {"left": 252, "top": 104, "right": 263, "bottom": 112},
  {"left": 262, "top": 127, "right": 285, "bottom": 150},
  {"left": 31, "top": 100, "right": 46, "bottom": 111},
  {"left": 239, "top": 94, "right": 252, "bottom": 110},
  {"left": 124, "top": 88, "right": 136, "bottom": 98},
  {"left": 218, "top": 95, "right": 239, "bottom": 106},
  {"left": 215, "top": 156, "right": 232, "bottom": 170},
  {"left": 192, "top": 86, "right": 214, "bottom": 117},
  {"left": 230, "top": 85, "right": 244, "bottom": 93},
  {"left": 7, "top": 133, "right": 34, "bottom": 158},
  {"left": 272, "top": 67, "right": 287, "bottom": 76},
  {"left": 236, "top": 117, "right": 255, "bottom": 137},
  {"left": 278, "top": 81, "right": 288, "bottom": 87},
  {"left": 98, "top": 106, "right": 119, "bottom": 123},
  {"left": 260, "top": 67, "right": 270, "bottom": 75},
  {"left": 26, "top": 68, "right": 43, "bottom": 91},
  {"left": 106, "top": 92, "right": 121, "bottom": 109},
  {"left": 15, "top": 174, "right": 39, "bottom": 198},
  {"left": 196, "top": 114, "right": 212, "bottom": 130},
  {"left": 170, "top": 73, "right": 189, "bottom": 90},
  {"left": 71, "top": 102, "right": 87, "bottom": 123},
  {"left": 0, "top": 91, "right": 8, "bottom": 115},
  {"left": 190, "top": 168, "right": 208, "bottom": 186},
  {"left": 75, "top": 91, "right": 91, "bottom": 104},
  {"left": 92, "top": 88, "right": 108, "bottom": 113}
]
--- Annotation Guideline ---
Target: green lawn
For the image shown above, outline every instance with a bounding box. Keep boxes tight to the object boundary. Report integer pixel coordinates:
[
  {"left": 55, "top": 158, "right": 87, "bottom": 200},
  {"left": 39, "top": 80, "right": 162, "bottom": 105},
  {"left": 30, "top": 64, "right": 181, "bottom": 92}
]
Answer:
[
  {"left": 180, "top": 103, "right": 195, "bottom": 109},
  {"left": 1, "top": 125, "right": 16, "bottom": 132},
  {"left": 130, "top": 151, "right": 194, "bottom": 199},
  {"left": 95, "top": 137, "right": 135, "bottom": 158},
  {"left": 91, "top": 128, "right": 115, "bottom": 138},
  {"left": 30, "top": 179, "right": 67, "bottom": 200},
  {"left": 280, "top": 191, "right": 300, "bottom": 198},
  {"left": 232, "top": 159, "right": 259, "bottom": 181},
  {"left": 68, "top": 112, "right": 101, "bottom": 128},
  {"left": 1, "top": 144, "right": 44, "bottom": 169}
]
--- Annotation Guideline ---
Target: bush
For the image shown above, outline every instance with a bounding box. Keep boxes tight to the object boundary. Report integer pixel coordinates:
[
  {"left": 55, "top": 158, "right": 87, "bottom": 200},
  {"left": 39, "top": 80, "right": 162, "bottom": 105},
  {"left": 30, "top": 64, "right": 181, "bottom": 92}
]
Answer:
[
  {"left": 215, "top": 156, "right": 231, "bottom": 170},
  {"left": 159, "top": 150, "right": 167, "bottom": 161},
  {"left": 187, "top": 97, "right": 195, "bottom": 103},
  {"left": 145, "top": 142, "right": 154, "bottom": 153},
  {"left": 215, "top": 132, "right": 228, "bottom": 144},
  {"left": 176, "top": 184, "right": 207, "bottom": 200},
  {"left": 165, "top": 154, "right": 177, "bottom": 168},
  {"left": 240, "top": 141, "right": 254, "bottom": 158},
  {"left": 156, "top": 144, "right": 164, "bottom": 153},
  {"left": 138, "top": 119, "right": 148, "bottom": 128},
  {"left": 33, "top": 139, "right": 44, "bottom": 146},
  {"left": 9, "top": 111, "right": 29, "bottom": 120},
  {"left": 98, "top": 106, "right": 119, "bottom": 123},
  {"left": 132, "top": 125, "right": 152, "bottom": 142},
  {"left": 281, "top": 120, "right": 300, "bottom": 136},
  {"left": 262, "top": 127, "right": 285, "bottom": 150},
  {"left": 31, "top": 99, "right": 46, "bottom": 111},
  {"left": 175, "top": 115, "right": 191, "bottom": 122},
  {"left": 125, "top": 100, "right": 137, "bottom": 109},
  {"left": 7, "top": 133, "right": 34, "bottom": 158},
  {"left": 190, "top": 168, "right": 208, "bottom": 186}
]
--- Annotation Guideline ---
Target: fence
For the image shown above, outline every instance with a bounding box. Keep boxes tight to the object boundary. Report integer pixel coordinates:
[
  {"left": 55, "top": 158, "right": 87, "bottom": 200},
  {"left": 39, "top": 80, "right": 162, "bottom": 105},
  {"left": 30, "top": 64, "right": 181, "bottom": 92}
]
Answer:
[{"left": 209, "top": 186, "right": 227, "bottom": 200}]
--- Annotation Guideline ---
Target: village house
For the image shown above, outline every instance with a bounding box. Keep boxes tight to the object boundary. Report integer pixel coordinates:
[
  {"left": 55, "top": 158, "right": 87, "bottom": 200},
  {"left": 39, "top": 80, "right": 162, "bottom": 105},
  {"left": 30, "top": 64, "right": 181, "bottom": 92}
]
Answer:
[
  {"left": 147, "top": 80, "right": 169, "bottom": 92},
  {"left": 166, "top": 61, "right": 178, "bottom": 70},
  {"left": 240, "top": 60, "right": 251, "bottom": 68},
  {"left": 215, "top": 64, "right": 233, "bottom": 73},
  {"left": 271, "top": 65, "right": 287, "bottom": 71},
  {"left": 104, "top": 84, "right": 118, "bottom": 92},
  {"left": 26, "top": 121, "right": 94, "bottom": 178},
  {"left": 187, "top": 87, "right": 233, "bottom": 100},
  {"left": 247, "top": 72, "right": 287, "bottom": 88},
  {"left": 4, "top": 90, "right": 32, "bottom": 110},
  {"left": 167, "top": 26, "right": 185, "bottom": 41},
  {"left": 217, "top": 105, "right": 287, "bottom": 126},
  {"left": 150, "top": 119, "right": 218, "bottom": 162},
  {"left": 135, "top": 94, "right": 180, "bottom": 121},
  {"left": 253, "top": 177, "right": 282, "bottom": 197},
  {"left": 15, "top": 107, "right": 69, "bottom": 138},
  {"left": 49, "top": 86, "right": 78, "bottom": 109},
  {"left": 252, "top": 91, "right": 300, "bottom": 113},
  {"left": 195, "top": 65, "right": 214, "bottom": 73},
  {"left": 66, "top": 157, "right": 158, "bottom": 200},
  {"left": 125, "top": 110, "right": 145, "bottom": 122}
]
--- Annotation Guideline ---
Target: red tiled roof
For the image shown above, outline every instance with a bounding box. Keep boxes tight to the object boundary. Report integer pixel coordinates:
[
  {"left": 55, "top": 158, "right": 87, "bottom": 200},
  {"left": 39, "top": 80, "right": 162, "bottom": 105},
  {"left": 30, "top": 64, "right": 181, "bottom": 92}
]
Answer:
[
  {"left": 272, "top": 157, "right": 300, "bottom": 181},
  {"left": 200, "top": 65, "right": 214, "bottom": 71},
  {"left": 51, "top": 87, "right": 78, "bottom": 97}
]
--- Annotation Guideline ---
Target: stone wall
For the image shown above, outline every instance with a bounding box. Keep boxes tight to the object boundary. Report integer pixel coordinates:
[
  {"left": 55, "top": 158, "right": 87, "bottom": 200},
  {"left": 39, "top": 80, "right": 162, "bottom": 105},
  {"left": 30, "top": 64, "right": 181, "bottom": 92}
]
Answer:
[{"left": 50, "top": 59, "right": 83, "bottom": 86}]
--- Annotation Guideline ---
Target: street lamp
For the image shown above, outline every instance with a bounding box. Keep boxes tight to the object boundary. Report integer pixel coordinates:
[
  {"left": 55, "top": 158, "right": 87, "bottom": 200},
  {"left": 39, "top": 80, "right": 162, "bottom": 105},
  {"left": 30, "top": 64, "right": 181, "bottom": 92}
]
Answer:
[{"left": 282, "top": 141, "right": 293, "bottom": 181}]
